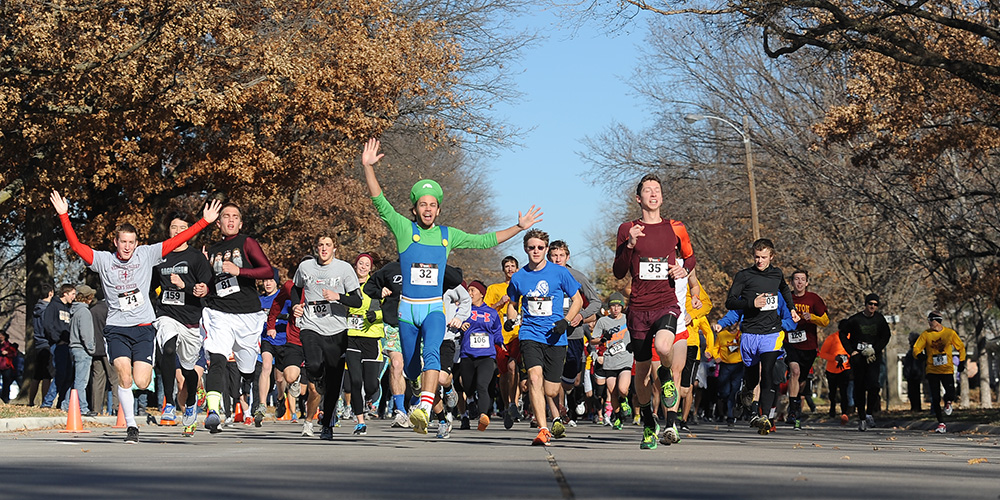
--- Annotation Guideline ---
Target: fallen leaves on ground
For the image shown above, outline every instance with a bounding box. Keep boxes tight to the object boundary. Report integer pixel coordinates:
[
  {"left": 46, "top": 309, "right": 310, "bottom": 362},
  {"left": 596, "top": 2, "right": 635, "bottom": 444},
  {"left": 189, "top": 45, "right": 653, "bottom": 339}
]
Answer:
[{"left": 968, "top": 458, "right": 988, "bottom": 465}]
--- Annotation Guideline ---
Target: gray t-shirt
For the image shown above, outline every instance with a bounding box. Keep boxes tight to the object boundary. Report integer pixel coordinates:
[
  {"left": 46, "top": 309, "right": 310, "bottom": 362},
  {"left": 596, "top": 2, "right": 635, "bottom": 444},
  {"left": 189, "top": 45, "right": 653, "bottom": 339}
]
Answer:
[
  {"left": 443, "top": 285, "right": 471, "bottom": 341},
  {"left": 294, "top": 258, "right": 360, "bottom": 335},
  {"left": 563, "top": 267, "right": 602, "bottom": 340},
  {"left": 89, "top": 244, "right": 164, "bottom": 327},
  {"left": 594, "top": 314, "right": 632, "bottom": 371}
]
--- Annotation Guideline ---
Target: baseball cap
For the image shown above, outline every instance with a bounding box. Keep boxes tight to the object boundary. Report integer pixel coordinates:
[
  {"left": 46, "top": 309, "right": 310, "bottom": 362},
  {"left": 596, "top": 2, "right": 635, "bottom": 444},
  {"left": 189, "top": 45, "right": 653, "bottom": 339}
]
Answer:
[{"left": 410, "top": 179, "right": 443, "bottom": 205}]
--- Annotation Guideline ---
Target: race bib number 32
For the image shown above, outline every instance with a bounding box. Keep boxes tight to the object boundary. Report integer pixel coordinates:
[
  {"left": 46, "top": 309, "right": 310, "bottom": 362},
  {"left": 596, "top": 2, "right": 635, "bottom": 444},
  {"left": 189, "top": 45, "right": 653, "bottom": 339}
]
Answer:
[
  {"left": 638, "top": 258, "right": 671, "bottom": 280},
  {"left": 410, "top": 264, "right": 439, "bottom": 286}
]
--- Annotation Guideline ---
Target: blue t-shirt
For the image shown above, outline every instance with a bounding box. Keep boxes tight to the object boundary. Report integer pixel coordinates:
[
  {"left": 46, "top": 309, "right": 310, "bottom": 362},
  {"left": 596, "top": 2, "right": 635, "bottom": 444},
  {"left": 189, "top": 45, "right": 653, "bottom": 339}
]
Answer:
[
  {"left": 507, "top": 262, "right": 581, "bottom": 346},
  {"left": 260, "top": 291, "right": 288, "bottom": 346},
  {"left": 459, "top": 303, "right": 504, "bottom": 358}
]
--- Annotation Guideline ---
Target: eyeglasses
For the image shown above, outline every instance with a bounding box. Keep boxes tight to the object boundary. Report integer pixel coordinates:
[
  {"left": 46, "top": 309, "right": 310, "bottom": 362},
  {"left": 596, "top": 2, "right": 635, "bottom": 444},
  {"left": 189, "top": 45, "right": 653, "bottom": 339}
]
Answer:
[
  {"left": 526, "top": 245, "right": 547, "bottom": 251},
  {"left": 867, "top": 302, "right": 879, "bottom": 307}
]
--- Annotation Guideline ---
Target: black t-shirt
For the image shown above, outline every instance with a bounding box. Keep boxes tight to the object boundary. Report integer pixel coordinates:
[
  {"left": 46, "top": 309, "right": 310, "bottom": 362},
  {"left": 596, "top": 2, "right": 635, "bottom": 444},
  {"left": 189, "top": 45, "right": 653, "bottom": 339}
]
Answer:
[
  {"left": 725, "top": 265, "right": 794, "bottom": 335},
  {"left": 152, "top": 246, "right": 213, "bottom": 326}
]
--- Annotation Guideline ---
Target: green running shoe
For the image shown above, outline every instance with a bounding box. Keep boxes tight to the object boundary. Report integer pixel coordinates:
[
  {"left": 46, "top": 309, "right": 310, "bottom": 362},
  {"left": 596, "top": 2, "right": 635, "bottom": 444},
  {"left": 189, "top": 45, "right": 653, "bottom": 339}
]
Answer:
[
  {"left": 551, "top": 419, "right": 566, "bottom": 439},
  {"left": 661, "top": 379, "right": 678, "bottom": 408},
  {"left": 409, "top": 407, "right": 429, "bottom": 434},
  {"left": 640, "top": 423, "right": 660, "bottom": 450}
]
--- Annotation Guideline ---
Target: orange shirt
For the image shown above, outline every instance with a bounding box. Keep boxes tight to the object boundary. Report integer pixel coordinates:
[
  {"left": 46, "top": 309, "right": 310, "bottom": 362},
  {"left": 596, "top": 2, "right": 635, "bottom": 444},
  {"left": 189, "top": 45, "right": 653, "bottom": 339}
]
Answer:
[{"left": 818, "top": 332, "right": 850, "bottom": 374}]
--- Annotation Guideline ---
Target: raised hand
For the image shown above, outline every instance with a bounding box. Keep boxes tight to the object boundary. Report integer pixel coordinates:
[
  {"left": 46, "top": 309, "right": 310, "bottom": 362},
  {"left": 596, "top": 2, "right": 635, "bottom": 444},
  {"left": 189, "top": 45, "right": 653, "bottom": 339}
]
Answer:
[
  {"left": 362, "top": 138, "right": 384, "bottom": 167},
  {"left": 50, "top": 189, "right": 69, "bottom": 215},
  {"left": 628, "top": 223, "right": 645, "bottom": 248},
  {"left": 203, "top": 199, "right": 223, "bottom": 224},
  {"left": 517, "top": 205, "right": 543, "bottom": 231}
]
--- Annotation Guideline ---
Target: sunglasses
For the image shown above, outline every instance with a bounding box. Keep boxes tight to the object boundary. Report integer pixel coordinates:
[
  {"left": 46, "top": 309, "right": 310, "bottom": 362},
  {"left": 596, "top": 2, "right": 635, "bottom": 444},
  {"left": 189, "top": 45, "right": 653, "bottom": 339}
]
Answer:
[
  {"left": 526, "top": 245, "right": 547, "bottom": 251},
  {"left": 867, "top": 302, "right": 879, "bottom": 306}
]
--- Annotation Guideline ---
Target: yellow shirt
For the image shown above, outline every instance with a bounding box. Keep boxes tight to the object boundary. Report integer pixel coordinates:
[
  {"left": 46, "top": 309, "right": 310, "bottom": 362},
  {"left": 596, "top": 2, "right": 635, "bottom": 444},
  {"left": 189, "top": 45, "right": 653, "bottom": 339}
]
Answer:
[
  {"left": 711, "top": 328, "right": 742, "bottom": 365},
  {"left": 685, "top": 288, "right": 714, "bottom": 357},
  {"left": 913, "top": 327, "right": 965, "bottom": 375},
  {"left": 348, "top": 275, "right": 385, "bottom": 339},
  {"left": 485, "top": 281, "right": 518, "bottom": 344}
]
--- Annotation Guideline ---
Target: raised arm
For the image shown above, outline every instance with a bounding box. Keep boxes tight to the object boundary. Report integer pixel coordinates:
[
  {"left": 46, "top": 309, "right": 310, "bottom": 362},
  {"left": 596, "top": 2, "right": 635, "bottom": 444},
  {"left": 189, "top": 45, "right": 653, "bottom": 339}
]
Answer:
[
  {"left": 161, "top": 199, "right": 222, "bottom": 256},
  {"left": 361, "top": 138, "right": 385, "bottom": 197},
  {"left": 50, "top": 190, "right": 94, "bottom": 265},
  {"left": 493, "top": 206, "right": 543, "bottom": 244}
]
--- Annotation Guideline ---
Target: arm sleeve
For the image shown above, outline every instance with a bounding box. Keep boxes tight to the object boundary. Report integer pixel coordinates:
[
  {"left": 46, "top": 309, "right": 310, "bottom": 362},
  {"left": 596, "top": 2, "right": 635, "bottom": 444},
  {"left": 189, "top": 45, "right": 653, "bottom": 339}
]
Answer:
[
  {"left": 811, "top": 297, "right": 830, "bottom": 327},
  {"left": 268, "top": 282, "right": 292, "bottom": 330},
  {"left": 80, "top": 311, "right": 95, "bottom": 353},
  {"left": 290, "top": 285, "right": 303, "bottom": 305},
  {"left": 490, "top": 314, "right": 504, "bottom": 346},
  {"left": 912, "top": 334, "right": 926, "bottom": 357},
  {"left": 455, "top": 287, "right": 472, "bottom": 322},
  {"left": 58, "top": 213, "right": 94, "bottom": 265},
  {"left": 725, "top": 273, "right": 749, "bottom": 312},
  {"left": 840, "top": 317, "right": 857, "bottom": 353},
  {"left": 237, "top": 237, "right": 274, "bottom": 280},
  {"left": 448, "top": 227, "right": 500, "bottom": 250},
  {"left": 338, "top": 289, "right": 363, "bottom": 309},
  {"left": 779, "top": 295, "right": 797, "bottom": 333},
  {"left": 363, "top": 272, "right": 382, "bottom": 298},
  {"left": 42, "top": 305, "right": 59, "bottom": 343},
  {"left": 161, "top": 218, "right": 210, "bottom": 256},
  {"left": 876, "top": 316, "right": 892, "bottom": 351},
  {"left": 717, "top": 309, "right": 741, "bottom": 330},
  {"left": 952, "top": 332, "right": 967, "bottom": 361},
  {"left": 612, "top": 223, "right": 632, "bottom": 280},
  {"left": 778, "top": 276, "right": 795, "bottom": 314}
]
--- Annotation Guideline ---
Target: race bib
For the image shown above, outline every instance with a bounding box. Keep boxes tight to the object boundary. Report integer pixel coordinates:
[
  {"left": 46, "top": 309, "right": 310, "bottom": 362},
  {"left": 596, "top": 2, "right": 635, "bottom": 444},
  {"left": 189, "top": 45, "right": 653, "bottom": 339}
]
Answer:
[
  {"left": 470, "top": 334, "right": 490, "bottom": 349},
  {"left": 787, "top": 330, "right": 807, "bottom": 344},
  {"left": 348, "top": 315, "right": 365, "bottom": 330},
  {"left": 563, "top": 297, "right": 570, "bottom": 310},
  {"left": 857, "top": 342, "right": 872, "bottom": 352},
  {"left": 760, "top": 293, "right": 778, "bottom": 311},
  {"left": 607, "top": 342, "right": 625, "bottom": 356},
  {"left": 638, "top": 258, "right": 671, "bottom": 280},
  {"left": 118, "top": 289, "right": 145, "bottom": 312},
  {"left": 59, "top": 310, "right": 70, "bottom": 322},
  {"left": 307, "top": 302, "right": 333, "bottom": 319},
  {"left": 162, "top": 290, "right": 185, "bottom": 306},
  {"left": 409, "top": 264, "right": 438, "bottom": 286},
  {"left": 215, "top": 276, "right": 240, "bottom": 297},
  {"left": 932, "top": 354, "right": 948, "bottom": 366},
  {"left": 525, "top": 296, "right": 553, "bottom": 317}
]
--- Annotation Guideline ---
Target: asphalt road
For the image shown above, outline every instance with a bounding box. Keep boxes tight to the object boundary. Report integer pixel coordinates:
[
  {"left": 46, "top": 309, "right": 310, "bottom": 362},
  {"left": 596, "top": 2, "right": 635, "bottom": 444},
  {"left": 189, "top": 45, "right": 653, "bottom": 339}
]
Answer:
[{"left": 3, "top": 417, "right": 997, "bottom": 499}]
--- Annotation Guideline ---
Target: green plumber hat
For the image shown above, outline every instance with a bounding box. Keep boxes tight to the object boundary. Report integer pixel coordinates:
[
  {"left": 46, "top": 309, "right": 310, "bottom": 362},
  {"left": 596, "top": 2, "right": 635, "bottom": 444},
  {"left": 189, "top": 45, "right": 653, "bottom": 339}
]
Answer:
[{"left": 410, "top": 179, "right": 443, "bottom": 205}]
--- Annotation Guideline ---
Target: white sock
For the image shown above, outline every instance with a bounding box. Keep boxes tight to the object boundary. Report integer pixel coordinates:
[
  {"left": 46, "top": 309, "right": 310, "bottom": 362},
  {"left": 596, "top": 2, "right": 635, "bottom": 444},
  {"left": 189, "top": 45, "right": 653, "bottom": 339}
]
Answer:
[{"left": 117, "top": 386, "right": 137, "bottom": 428}]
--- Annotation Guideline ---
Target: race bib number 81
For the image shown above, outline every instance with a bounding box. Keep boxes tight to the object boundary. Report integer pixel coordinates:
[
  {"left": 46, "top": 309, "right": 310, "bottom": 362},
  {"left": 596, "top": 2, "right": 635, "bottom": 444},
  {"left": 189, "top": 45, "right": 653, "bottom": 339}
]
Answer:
[{"left": 216, "top": 276, "right": 240, "bottom": 297}]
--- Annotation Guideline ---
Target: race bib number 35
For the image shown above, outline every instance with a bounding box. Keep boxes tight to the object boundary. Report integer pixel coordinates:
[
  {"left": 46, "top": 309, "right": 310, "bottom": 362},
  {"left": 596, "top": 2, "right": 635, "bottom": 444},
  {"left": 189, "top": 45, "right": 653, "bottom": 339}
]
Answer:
[
  {"left": 162, "top": 290, "right": 185, "bottom": 306},
  {"left": 410, "top": 264, "right": 439, "bottom": 286},
  {"left": 526, "top": 296, "right": 553, "bottom": 317},
  {"left": 638, "top": 258, "right": 671, "bottom": 280},
  {"left": 118, "top": 289, "right": 145, "bottom": 312},
  {"left": 216, "top": 276, "right": 240, "bottom": 297}
]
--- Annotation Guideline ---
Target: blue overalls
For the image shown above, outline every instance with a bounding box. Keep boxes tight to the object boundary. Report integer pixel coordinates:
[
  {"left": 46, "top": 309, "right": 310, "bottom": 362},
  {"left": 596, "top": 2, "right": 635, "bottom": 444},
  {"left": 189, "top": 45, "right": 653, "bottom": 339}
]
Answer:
[{"left": 398, "top": 223, "right": 449, "bottom": 379}]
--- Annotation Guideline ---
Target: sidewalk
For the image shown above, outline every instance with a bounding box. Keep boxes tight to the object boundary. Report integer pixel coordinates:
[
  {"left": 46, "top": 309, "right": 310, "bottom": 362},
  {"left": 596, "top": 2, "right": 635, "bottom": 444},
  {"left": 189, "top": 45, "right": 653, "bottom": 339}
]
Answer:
[
  {"left": 801, "top": 413, "right": 1000, "bottom": 435},
  {"left": 0, "top": 416, "right": 119, "bottom": 432}
]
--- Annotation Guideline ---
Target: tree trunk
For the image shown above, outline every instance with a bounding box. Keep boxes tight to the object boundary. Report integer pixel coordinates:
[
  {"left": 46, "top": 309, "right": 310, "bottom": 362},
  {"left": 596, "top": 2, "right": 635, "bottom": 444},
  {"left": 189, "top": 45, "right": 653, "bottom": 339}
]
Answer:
[
  {"left": 979, "top": 353, "right": 993, "bottom": 409},
  {"left": 960, "top": 370, "right": 971, "bottom": 408},
  {"left": 11, "top": 208, "right": 53, "bottom": 405}
]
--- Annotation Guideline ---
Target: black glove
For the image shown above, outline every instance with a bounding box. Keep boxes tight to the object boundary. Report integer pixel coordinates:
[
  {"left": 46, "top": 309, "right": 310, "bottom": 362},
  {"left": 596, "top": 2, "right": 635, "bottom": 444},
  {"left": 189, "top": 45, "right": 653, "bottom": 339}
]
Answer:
[
  {"left": 366, "top": 310, "right": 377, "bottom": 323},
  {"left": 601, "top": 331, "right": 612, "bottom": 343},
  {"left": 836, "top": 354, "right": 848, "bottom": 370},
  {"left": 552, "top": 319, "right": 569, "bottom": 335},
  {"left": 504, "top": 319, "right": 515, "bottom": 332},
  {"left": 958, "top": 360, "right": 966, "bottom": 373}
]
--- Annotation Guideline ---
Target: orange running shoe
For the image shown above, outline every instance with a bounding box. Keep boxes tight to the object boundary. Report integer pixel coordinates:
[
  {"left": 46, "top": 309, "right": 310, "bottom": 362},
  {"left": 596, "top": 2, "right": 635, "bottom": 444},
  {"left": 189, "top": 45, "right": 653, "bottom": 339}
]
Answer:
[
  {"left": 532, "top": 427, "right": 551, "bottom": 446},
  {"left": 478, "top": 414, "right": 490, "bottom": 431}
]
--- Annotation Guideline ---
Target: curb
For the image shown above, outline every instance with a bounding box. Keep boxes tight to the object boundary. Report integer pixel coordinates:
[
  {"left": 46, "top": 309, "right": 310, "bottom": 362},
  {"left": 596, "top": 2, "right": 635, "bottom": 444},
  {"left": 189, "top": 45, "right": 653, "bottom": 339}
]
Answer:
[{"left": 1, "top": 416, "right": 120, "bottom": 432}]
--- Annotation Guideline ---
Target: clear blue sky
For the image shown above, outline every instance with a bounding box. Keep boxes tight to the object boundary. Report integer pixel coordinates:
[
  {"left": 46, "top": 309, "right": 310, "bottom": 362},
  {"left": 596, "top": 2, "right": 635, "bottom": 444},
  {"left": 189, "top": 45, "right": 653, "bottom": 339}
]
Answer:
[{"left": 486, "top": 8, "right": 651, "bottom": 273}]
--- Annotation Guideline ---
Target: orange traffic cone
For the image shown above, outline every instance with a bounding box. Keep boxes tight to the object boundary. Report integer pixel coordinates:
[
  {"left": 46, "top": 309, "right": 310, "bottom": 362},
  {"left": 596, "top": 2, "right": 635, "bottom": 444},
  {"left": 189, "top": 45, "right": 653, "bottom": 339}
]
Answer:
[
  {"left": 113, "top": 403, "right": 127, "bottom": 428},
  {"left": 60, "top": 389, "right": 92, "bottom": 433},
  {"left": 234, "top": 399, "right": 244, "bottom": 422},
  {"left": 278, "top": 397, "right": 293, "bottom": 421}
]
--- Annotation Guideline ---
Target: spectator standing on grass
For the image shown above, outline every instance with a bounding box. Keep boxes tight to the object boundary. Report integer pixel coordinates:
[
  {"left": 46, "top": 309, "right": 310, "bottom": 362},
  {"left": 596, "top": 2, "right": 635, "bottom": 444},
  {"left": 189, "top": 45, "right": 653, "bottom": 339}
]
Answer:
[{"left": 69, "top": 285, "right": 98, "bottom": 416}]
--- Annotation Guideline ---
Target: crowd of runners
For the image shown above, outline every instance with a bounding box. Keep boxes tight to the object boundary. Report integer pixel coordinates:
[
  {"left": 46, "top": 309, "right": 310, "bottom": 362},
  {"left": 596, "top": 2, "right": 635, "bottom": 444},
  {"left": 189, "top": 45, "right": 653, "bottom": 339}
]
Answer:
[{"left": 32, "top": 140, "right": 969, "bottom": 446}]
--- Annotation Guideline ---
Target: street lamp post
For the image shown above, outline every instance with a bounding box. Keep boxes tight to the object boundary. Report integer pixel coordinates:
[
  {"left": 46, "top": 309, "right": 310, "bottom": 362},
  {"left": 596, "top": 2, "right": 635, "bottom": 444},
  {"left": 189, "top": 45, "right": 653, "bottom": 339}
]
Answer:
[{"left": 684, "top": 113, "right": 760, "bottom": 241}]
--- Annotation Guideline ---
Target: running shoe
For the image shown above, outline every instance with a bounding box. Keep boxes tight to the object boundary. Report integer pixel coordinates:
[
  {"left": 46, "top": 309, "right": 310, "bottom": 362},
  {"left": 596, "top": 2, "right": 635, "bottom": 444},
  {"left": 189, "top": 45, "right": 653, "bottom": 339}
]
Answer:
[
  {"left": 444, "top": 387, "right": 458, "bottom": 409},
  {"left": 726, "top": 419, "right": 735, "bottom": 431},
  {"left": 275, "top": 397, "right": 287, "bottom": 419},
  {"left": 160, "top": 404, "right": 177, "bottom": 425},
  {"left": 224, "top": 415, "right": 235, "bottom": 428},
  {"left": 678, "top": 421, "right": 690, "bottom": 433},
  {"left": 567, "top": 419, "right": 577, "bottom": 428},
  {"left": 532, "top": 427, "right": 552, "bottom": 446},
  {"left": 124, "top": 426, "right": 139, "bottom": 444},
  {"left": 551, "top": 419, "right": 566, "bottom": 439},
  {"left": 436, "top": 420, "right": 452, "bottom": 439},
  {"left": 205, "top": 410, "right": 222, "bottom": 434},
  {"left": 756, "top": 417, "right": 772, "bottom": 435},
  {"left": 243, "top": 416, "right": 253, "bottom": 426},
  {"left": 865, "top": 414, "right": 876, "bottom": 429},
  {"left": 660, "top": 424, "right": 680, "bottom": 445},
  {"left": 196, "top": 388, "right": 207, "bottom": 411},
  {"left": 575, "top": 401, "right": 586, "bottom": 417},
  {"left": 409, "top": 407, "right": 430, "bottom": 434},
  {"left": 460, "top": 415, "right": 471, "bottom": 430},
  {"left": 640, "top": 424, "right": 659, "bottom": 450},
  {"left": 840, "top": 414, "right": 849, "bottom": 425},
  {"left": 794, "top": 419, "right": 801, "bottom": 431},
  {"left": 181, "top": 405, "right": 198, "bottom": 427},
  {"left": 353, "top": 423, "right": 368, "bottom": 436},
  {"left": 858, "top": 419, "right": 867, "bottom": 432},
  {"left": 504, "top": 404, "right": 515, "bottom": 430},
  {"left": 391, "top": 409, "right": 411, "bottom": 428},
  {"left": 944, "top": 402, "right": 953, "bottom": 416},
  {"left": 660, "top": 379, "right": 678, "bottom": 409},
  {"left": 620, "top": 401, "right": 632, "bottom": 420},
  {"left": 301, "top": 421, "right": 315, "bottom": 437},
  {"left": 478, "top": 414, "right": 490, "bottom": 431},
  {"left": 935, "top": 423, "right": 947, "bottom": 434},
  {"left": 320, "top": 425, "right": 334, "bottom": 440},
  {"left": 612, "top": 414, "right": 623, "bottom": 431},
  {"left": 183, "top": 422, "right": 196, "bottom": 437},
  {"left": 254, "top": 408, "right": 265, "bottom": 428}
]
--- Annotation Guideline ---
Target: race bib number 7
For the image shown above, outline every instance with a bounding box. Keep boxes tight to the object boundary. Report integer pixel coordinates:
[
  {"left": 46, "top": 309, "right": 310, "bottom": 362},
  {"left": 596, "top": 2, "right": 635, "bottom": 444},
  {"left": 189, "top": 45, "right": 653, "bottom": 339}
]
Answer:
[
  {"left": 638, "top": 258, "right": 671, "bottom": 280},
  {"left": 525, "top": 296, "right": 553, "bottom": 317}
]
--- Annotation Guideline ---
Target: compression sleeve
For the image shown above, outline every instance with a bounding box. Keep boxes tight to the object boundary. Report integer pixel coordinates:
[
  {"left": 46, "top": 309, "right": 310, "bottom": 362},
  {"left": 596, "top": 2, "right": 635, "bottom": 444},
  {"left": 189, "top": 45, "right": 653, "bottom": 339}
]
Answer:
[
  {"left": 725, "top": 272, "right": 749, "bottom": 312},
  {"left": 236, "top": 237, "right": 274, "bottom": 280},
  {"left": 339, "top": 289, "right": 363, "bottom": 309},
  {"left": 267, "top": 281, "right": 293, "bottom": 330},
  {"left": 161, "top": 218, "right": 210, "bottom": 256},
  {"left": 612, "top": 222, "right": 633, "bottom": 280},
  {"left": 58, "top": 213, "right": 94, "bottom": 265}
]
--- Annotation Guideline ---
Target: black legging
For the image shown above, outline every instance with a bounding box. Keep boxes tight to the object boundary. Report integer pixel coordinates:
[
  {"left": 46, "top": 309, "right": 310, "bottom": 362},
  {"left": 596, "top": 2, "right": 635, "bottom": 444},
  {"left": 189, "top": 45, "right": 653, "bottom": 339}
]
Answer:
[
  {"left": 742, "top": 351, "right": 780, "bottom": 416},
  {"left": 926, "top": 373, "right": 956, "bottom": 423},
  {"left": 346, "top": 337, "right": 382, "bottom": 416},
  {"left": 458, "top": 356, "right": 496, "bottom": 416},
  {"left": 301, "top": 330, "right": 347, "bottom": 428},
  {"left": 826, "top": 369, "right": 851, "bottom": 415},
  {"left": 851, "top": 354, "right": 881, "bottom": 417},
  {"left": 157, "top": 337, "right": 178, "bottom": 407}
]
